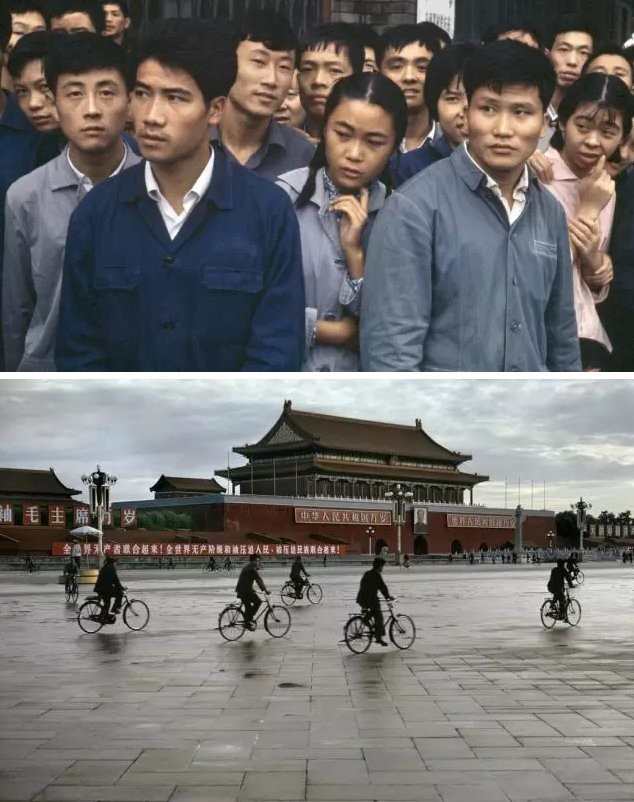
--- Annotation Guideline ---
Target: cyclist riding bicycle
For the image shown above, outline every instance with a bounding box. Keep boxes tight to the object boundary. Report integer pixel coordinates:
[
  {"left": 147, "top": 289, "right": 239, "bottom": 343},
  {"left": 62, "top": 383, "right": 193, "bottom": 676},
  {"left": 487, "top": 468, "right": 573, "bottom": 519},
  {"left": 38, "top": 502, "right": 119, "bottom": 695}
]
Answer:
[
  {"left": 356, "top": 557, "right": 394, "bottom": 647},
  {"left": 94, "top": 555, "right": 124, "bottom": 621},
  {"left": 290, "top": 555, "right": 309, "bottom": 598},
  {"left": 236, "top": 554, "right": 270, "bottom": 630},
  {"left": 547, "top": 558, "right": 574, "bottom": 618},
  {"left": 207, "top": 556, "right": 217, "bottom": 571},
  {"left": 63, "top": 559, "right": 78, "bottom": 592},
  {"left": 566, "top": 552, "right": 579, "bottom": 581}
]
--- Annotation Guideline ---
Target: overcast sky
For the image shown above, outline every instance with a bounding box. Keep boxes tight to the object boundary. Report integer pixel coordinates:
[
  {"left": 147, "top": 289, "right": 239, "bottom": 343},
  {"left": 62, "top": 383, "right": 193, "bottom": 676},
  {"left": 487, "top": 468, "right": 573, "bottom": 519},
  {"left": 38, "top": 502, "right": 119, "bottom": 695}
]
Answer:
[{"left": 1, "top": 377, "right": 633, "bottom": 515}]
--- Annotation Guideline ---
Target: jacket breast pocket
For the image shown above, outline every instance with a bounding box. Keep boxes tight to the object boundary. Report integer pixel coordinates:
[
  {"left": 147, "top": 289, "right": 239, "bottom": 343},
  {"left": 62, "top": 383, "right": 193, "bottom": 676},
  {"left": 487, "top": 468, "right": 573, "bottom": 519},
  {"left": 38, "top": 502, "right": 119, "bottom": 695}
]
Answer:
[
  {"left": 95, "top": 264, "right": 141, "bottom": 291},
  {"left": 201, "top": 266, "right": 263, "bottom": 294},
  {"left": 528, "top": 240, "right": 558, "bottom": 300},
  {"left": 94, "top": 265, "right": 141, "bottom": 345},
  {"left": 195, "top": 266, "right": 263, "bottom": 347}
]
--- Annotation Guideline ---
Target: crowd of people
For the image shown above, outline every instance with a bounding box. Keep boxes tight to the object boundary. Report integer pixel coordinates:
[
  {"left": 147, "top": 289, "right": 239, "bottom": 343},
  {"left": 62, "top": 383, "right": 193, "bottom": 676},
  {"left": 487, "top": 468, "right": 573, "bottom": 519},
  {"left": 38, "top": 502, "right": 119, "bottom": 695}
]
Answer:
[{"left": 1, "top": 5, "right": 634, "bottom": 371}]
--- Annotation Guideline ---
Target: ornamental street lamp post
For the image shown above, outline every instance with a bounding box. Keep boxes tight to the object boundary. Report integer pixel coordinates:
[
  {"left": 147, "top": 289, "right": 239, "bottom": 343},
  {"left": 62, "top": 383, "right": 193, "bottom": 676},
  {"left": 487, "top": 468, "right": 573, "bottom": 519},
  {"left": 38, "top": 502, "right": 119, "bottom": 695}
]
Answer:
[
  {"left": 81, "top": 466, "right": 117, "bottom": 566},
  {"left": 385, "top": 484, "right": 414, "bottom": 565},
  {"left": 366, "top": 526, "right": 375, "bottom": 556},
  {"left": 571, "top": 497, "right": 592, "bottom": 552},
  {"left": 514, "top": 504, "right": 523, "bottom": 554}
]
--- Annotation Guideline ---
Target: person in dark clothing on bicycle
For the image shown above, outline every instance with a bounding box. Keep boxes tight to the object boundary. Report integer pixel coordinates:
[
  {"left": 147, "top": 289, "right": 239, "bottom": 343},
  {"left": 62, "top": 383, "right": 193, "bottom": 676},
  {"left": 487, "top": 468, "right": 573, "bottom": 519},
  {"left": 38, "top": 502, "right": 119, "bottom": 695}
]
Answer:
[
  {"left": 207, "top": 555, "right": 217, "bottom": 571},
  {"left": 94, "top": 555, "right": 124, "bottom": 620},
  {"left": 547, "top": 559, "right": 573, "bottom": 618},
  {"left": 356, "top": 557, "right": 393, "bottom": 647},
  {"left": 566, "top": 552, "right": 579, "bottom": 582},
  {"left": 236, "top": 554, "right": 269, "bottom": 630},
  {"left": 63, "top": 559, "right": 78, "bottom": 593},
  {"left": 290, "top": 555, "right": 309, "bottom": 598}
]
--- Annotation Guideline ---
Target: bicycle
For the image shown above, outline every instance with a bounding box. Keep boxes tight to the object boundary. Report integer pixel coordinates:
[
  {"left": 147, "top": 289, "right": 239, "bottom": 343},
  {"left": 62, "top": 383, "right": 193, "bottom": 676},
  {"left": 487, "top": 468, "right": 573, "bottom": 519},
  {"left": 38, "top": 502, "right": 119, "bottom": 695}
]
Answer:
[
  {"left": 65, "top": 575, "right": 79, "bottom": 604},
  {"left": 218, "top": 594, "right": 291, "bottom": 641},
  {"left": 570, "top": 568, "right": 584, "bottom": 586},
  {"left": 77, "top": 589, "right": 150, "bottom": 634},
  {"left": 280, "top": 577, "right": 323, "bottom": 606},
  {"left": 540, "top": 591, "right": 582, "bottom": 629},
  {"left": 344, "top": 599, "right": 416, "bottom": 654}
]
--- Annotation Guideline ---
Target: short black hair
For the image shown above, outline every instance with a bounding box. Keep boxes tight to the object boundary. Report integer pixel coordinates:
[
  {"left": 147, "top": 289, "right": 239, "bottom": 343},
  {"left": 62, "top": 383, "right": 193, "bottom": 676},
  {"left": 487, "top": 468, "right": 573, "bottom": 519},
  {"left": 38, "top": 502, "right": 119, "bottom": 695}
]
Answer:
[
  {"left": 48, "top": 0, "right": 106, "bottom": 34},
  {"left": 298, "top": 23, "right": 364, "bottom": 74},
  {"left": 8, "top": 0, "right": 48, "bottom": 22},
  {"left": 547, "top": 15, "right": 595, "bottom": 50},
  {"left": 7, "top": 29, "right": 51, "bottom": 79},
  {"left": 481, "top": 20, "right": 542, "bottom": 49},
  {"left": 349, "top": 22, "right": 381, "bottom": 54},
  {"left": 0, "top": 2, "right": 12, "bottom": 52},
  {"left": 378, "top": 23, "right": 444, "bottom": 67},
  {"left": 45, "top": 31, "right": 132, "bottom": 92},
  {"left": 102, "top": 0, "right": 129, "bottom": 14},
  {"left": 552, "top": 72, "right": 633, "bottom": 153},
  {"left": 135, "top": 19, "right": 238, "bottom": 105},
  {"left": 239, "top": 8, "right": 296, "bottom": 52},
  {"left": 424, "top": 42, "right": 477, "bottom": 121},
  {"left": 464, "top": 40, "right": 556, "bottom": 112},
  {"left": 417, "top": 20, "right": 451, "bottom": 47},
  {"left": 583, "top": 43, "right": 634, "bottom": 76}
]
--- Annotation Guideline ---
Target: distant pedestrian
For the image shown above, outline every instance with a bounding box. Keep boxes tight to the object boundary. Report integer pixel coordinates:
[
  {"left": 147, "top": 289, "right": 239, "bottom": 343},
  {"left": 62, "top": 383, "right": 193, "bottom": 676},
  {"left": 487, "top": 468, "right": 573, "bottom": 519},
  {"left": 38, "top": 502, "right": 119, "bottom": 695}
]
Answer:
[{"left": 71, "top": 539, "right": 82, "bottom": 569}]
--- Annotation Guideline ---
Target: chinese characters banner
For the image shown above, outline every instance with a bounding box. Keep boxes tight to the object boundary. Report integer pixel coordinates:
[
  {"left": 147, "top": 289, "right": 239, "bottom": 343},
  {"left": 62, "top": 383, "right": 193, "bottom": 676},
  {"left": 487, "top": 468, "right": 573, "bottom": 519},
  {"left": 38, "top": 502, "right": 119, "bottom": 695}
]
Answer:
[
  {"left": 23, "top": 504, "right": 40, "bottom": 525},
  {"left": 121, "top": 508, "right": 137, "bottom": 528},
  {"left": 48, "top": 504, "right": 66, "bottom": 528},
  {"left": 0, "top": 504, "right": 13, "bottom": 524},
  {"left": 52, "top": 541, "right": 346, "bottom": 557},
  {"left": 74, "top": 507, "right": 91, "bottom": 526},
  {"left": 447, "top": 513, "right": 515, "bottom": 529},
  {"left": 294, "top": 508, "right": 391, "bottom": 526}
]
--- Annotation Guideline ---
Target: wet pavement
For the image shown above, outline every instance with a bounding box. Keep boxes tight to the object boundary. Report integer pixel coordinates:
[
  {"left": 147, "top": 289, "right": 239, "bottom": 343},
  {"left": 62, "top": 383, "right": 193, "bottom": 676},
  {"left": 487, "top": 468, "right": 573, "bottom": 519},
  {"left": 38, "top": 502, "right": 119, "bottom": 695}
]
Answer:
[{"left": 1, "top": 562, "right": 634, "bottom": 802}]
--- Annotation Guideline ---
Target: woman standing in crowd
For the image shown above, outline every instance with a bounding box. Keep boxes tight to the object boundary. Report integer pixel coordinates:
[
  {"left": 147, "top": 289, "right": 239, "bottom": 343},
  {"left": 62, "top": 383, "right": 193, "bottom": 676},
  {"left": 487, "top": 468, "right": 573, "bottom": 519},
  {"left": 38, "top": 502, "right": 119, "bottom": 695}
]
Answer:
[
  {"left": 541, "top": 73, "right": 632, "bottom": 371},
  {"left": 277, "top": 72, "right": 407, "bottom": 371}
]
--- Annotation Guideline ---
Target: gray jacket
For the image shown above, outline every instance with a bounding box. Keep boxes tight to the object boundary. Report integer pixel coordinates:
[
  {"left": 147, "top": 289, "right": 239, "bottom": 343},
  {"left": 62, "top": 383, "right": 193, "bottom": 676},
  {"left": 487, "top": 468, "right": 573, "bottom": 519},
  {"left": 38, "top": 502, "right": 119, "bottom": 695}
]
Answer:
[
  {"left": 2, "top": 144, "right": 140, "bottom": 371},
  {"left": 360, "top": 145, "right": 581, "bottom": 372},
  {"left": 277, "top": 166, "right": 386, "bottom": 372}
]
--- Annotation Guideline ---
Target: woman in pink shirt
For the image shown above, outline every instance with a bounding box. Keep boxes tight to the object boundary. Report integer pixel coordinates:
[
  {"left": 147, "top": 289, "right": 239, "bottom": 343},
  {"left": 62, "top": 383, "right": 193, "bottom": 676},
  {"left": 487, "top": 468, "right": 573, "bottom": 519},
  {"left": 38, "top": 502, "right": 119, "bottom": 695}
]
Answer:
[{"left": 540, "top": 73, "right": 632, "bottom": 370}]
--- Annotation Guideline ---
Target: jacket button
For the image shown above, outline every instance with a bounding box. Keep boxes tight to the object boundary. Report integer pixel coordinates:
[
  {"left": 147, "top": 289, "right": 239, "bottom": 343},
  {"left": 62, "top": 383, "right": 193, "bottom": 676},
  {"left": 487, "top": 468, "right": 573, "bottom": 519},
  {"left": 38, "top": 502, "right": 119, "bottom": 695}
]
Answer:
[
  {"left": 510, "top": 321, "right": 522, "bottom": 333},
  {"left": 163, "top": 256, "right": 175, "bottom": 266},
  {"left": 161, "top": 321, "right": 175, "bottom": 331}
]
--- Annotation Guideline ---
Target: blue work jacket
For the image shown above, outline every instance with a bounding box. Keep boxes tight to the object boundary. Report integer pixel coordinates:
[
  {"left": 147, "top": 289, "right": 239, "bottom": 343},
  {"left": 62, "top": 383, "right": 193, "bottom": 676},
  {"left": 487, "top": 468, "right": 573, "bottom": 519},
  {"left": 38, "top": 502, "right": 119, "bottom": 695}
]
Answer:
[
  {"left": 391, "top": 132, "right": 453, "bottom": 188},
  {"left": 56, "top": 149, "right": 305, "bottom": 371}
]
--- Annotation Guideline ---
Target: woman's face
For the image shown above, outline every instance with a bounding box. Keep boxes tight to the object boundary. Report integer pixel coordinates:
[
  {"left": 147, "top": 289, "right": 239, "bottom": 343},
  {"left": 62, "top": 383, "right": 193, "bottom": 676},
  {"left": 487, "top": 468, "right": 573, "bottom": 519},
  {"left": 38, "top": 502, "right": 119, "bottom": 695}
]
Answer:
[
  {"left": 561, "top": 102, "right": 625, "bottom": 175},
  {"left": 324, "top": 97, "right": 397, "bottom": 192}
]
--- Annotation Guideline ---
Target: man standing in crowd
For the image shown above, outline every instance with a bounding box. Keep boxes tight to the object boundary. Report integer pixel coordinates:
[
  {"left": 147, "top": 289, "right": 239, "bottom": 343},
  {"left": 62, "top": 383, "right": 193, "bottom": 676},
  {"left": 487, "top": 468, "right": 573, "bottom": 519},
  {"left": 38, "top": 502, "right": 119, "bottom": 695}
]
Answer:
[
  {"left": 56, "top": 20, "right": 304, "bottom": 371},
  {"left": 379, "top": 24, "right": 444, "bottom": 155},
  {"left": 101, "top": 0, "right": 129, "bottom": 46},
  {"left": 49, "top": 0, "right": 105, "bottom": 35},
  {"left": 3, "top": 33, "right": 139, "bottom": 371},
  {"left": 361, "top": 41, "right": 581, "bottom": 372},
  {"left": 210, "top": 10, "right": 314, "bottom": 181},
  {"left": 1, "top": 0, "right": 47, "bottom": 89},
  {"left": 297, "top": 23, "right": 363, "bottom": 141}
]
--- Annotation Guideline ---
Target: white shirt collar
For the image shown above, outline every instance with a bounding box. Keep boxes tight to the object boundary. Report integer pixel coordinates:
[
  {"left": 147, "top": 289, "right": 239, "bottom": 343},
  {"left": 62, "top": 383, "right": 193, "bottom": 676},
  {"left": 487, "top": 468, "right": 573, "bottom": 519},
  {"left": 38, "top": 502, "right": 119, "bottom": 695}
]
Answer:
[
  {"left": 66, "top": 141, "right": 129, "bottom": 191},
  {"left": 464, "top": 143, "right": 530, "bottom": 224},
  {"left": 399, "top": 120, "right": 437, "bottom": 154}
]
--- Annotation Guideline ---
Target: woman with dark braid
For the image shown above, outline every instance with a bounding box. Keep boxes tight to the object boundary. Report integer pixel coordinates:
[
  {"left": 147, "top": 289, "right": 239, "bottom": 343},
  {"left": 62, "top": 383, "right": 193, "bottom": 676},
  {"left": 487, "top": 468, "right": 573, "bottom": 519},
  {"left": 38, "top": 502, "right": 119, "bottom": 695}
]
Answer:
[{"left": 277, "top": 72, "right": 407, "bottom": 371}]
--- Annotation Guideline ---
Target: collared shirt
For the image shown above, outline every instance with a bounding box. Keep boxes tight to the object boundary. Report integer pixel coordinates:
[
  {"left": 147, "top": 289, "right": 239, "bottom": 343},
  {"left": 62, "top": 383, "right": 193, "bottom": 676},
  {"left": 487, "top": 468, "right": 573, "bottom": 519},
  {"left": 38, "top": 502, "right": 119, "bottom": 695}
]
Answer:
[
  {"left": 399, "top": 120, "right": 437, "bottom": 154},
  {"left": 145, "top": 149, "right": 214, "bottom": 240},
  {"left": 464, "top": 143, "right": 530, "bottom": 225},
  {"left": 360, "top": 144, "right": 581, "bottom": 372},
  {"left": 277, "top": 165, "right": 386, "bottom": 372},
  {"left": 541, "top": 147, "right": 614, "bottom": 351},
  {"left": 210, "top": 119, "right": 315, "bottom": 181},
  {"left": 392, "top": 129, "right": 453, "bottom": 187},
  {"left": 66, "top": 142, "right": 129, "bottom": 197},
  {"left": 2, "top": 142, "right": 141, "bottom": 371}
]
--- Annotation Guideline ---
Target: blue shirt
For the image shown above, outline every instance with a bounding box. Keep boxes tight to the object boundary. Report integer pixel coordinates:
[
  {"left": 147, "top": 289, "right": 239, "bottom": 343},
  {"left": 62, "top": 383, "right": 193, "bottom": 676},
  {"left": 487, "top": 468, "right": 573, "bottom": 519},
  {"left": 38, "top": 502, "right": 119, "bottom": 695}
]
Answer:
[
  {"left": 391, "top": 132, "right": 453, "bottom": 187},
  {"left": 56, "top": 148, "right": 305, "bottom": 371},
  {"left": 361, "top": 145, "right": 581, "bottom": 372}
]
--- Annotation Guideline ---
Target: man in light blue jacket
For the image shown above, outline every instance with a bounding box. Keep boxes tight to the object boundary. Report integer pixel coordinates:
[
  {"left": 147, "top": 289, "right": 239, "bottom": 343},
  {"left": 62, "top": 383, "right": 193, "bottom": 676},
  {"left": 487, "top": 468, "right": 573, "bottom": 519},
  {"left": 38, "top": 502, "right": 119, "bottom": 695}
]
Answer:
[{"left": 361, "top": 40, "right": 582, "bottom": 372}]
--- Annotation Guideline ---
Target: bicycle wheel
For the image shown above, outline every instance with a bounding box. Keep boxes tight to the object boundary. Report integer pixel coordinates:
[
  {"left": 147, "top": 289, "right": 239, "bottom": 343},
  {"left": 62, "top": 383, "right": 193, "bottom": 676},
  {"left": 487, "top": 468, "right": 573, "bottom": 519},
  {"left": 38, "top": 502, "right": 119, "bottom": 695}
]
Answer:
[
  {"left": 307, "top": 583, "right": 323, "bottom": 604},
  {"left": 575, "top": 570, "right": 584, "bottom": 586},
  {"left": 65, "top": 585, "right": 72, "bottom": 603},
  {"left": 389, "top": 613, "right": 416, "bottom": 649},
  {"left": 344, "top": 615, "right": 372, "bottom": 654},
  {"left": 77, "top": 600, "right": 104, "bottom": 634},
  {"left": 123, "top": 599, "right": 150, "bottom": 631},
  {"left": 280, "top": 582, "right": 297, "bottom": 607},
  {"left": 565, "top": 598, "right": 582, "bottom": 627},
  {"left": 70, "top": 583, "right": 78, "bottom": 604},
  {"left": 218, "top": 605, "right": 246, "bottom": 641},
  {"left": 264, "top": 604, "right": 291, "bottom": 638},
  {"left": 540, "top": 599, "right": 557, "bottom": 629}
]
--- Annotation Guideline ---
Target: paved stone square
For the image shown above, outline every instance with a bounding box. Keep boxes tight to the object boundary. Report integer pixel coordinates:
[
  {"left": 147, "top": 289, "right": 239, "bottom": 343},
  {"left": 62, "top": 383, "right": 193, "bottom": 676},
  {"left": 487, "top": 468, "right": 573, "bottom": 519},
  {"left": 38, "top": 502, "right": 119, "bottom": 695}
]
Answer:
[{"left": 1, "top": 563, "right": 634, "bottom": 802}]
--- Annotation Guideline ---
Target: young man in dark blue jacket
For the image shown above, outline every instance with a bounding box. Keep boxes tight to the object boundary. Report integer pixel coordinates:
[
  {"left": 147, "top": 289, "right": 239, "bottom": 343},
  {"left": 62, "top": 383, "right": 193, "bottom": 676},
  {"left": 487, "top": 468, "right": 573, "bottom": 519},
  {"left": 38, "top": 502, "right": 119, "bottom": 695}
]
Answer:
[{"left": 56, "top": 19, "right": 304, "bottom": 371}]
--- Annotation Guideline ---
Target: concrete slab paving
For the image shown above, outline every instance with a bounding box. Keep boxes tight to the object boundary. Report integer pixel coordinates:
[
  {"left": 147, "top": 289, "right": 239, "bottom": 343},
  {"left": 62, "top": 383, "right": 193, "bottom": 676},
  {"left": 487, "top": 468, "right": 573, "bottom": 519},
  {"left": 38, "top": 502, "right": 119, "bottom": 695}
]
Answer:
[{"left": 2, "top": 563, "right": 634, "bottom": 802}]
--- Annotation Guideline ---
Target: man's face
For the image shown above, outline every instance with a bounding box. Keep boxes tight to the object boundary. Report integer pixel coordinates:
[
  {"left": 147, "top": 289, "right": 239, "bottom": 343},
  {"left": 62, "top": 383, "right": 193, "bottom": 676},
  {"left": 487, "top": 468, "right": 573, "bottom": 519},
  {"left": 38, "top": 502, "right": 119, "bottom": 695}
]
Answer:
[
  {"left": 102, "top": 3, "right": 129, "bottom": 44},
  {"left": 548, "top": 31, "right": 593, "bottom": 91},
  {"left": 363, "top": 46, "right": 377, "bottom": 72},
  {"left": 50, "top": 12, "right": 96, "bottom": 33},
  {"left": 14, "top": 58, "right": 59, "bottom": 131},
  {"left": 298, "top": 43, "right": 353, "bottom": 123},
  {"left": 273, "top": 70, "right": 305, "bottom": 128},
  {"left": 380, "top": 41, "right": 435, "bottom": 113},
  {"left": 586, "top": 54, "right": 633, "bottom": 90},
  {"left": 55, "top": 68, "right": 128, "bottom": 153},
  {"left": 132, "top": 59, "right": 223, "bottom": 165},
  {"left": 437, "top": 75, "right": 468, "bottom": 147},
  {"left": 229, "top": 39, "right": 294, "bottom": 118},
  {"left": 607, "top": 126, "right": 634, "bottom": 178},
  {"left": 498, "top": 30, "right": 540, "bottom": 49},
  {"left": 467, "top": 84, "right": 546, "bottom": 177},
  {"left": 7, "top": 10, "right": 46, "bottom": 55}
]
